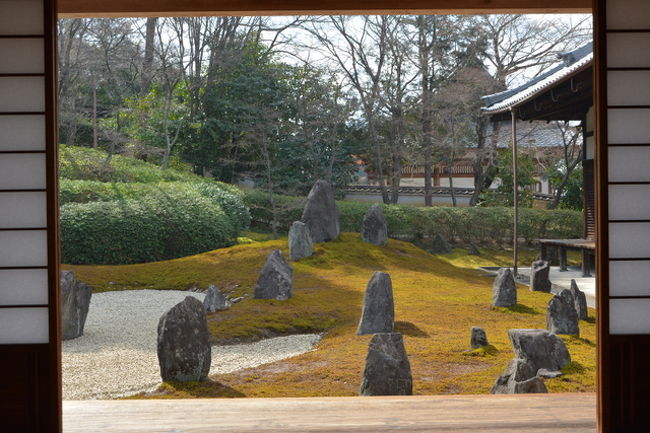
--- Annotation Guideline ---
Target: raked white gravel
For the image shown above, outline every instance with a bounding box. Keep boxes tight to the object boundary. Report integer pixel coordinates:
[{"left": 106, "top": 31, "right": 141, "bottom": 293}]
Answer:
[{"left": 62, "top": 290, "right": 321, "bottom": 400}]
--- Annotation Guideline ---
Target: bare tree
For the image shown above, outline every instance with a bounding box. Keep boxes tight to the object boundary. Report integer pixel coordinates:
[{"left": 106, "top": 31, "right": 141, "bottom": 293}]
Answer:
[
  {"left": 547, "top": 121, "right": 582, "bottom": 209},
  {"left": 304, "top": 16, "right": 392, "bottom": 203}
]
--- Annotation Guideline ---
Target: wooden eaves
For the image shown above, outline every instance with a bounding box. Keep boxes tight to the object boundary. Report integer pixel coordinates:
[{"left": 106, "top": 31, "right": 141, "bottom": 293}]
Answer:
[{"left": 57, "top": 0, "right": 591, "bottom": 18}]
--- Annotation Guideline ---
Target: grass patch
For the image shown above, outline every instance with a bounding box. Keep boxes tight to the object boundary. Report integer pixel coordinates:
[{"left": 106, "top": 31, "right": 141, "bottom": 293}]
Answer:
[
  {"left": 68, "top": 233, "right": 595, "bottom": 398},
  {"left": 463, "top": 344, "right": 499, "bottom": 357}
]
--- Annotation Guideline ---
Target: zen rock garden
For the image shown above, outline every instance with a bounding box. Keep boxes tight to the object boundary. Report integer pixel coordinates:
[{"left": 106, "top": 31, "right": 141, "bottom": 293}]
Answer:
[{"left": 64, "top": 179, "right": 588, "bottom": 395}]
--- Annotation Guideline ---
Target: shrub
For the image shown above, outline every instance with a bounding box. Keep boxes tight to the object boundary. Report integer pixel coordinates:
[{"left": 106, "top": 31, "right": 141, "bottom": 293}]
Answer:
[
  {"left": 61, "top": 190, "right": 236, "bottom": 265},
  {"left": 243, "top": 190, "right": 583, "bottom": 246},
  {"left": 60, "top": 179, "right": 251, "bottom": 235}
]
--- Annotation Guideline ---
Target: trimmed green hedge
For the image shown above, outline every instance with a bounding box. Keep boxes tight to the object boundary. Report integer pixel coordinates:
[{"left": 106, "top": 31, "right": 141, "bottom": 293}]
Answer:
[
  {"left": 61, "top": 190, "right": 237, "bottom": 265},
  {"left": 243, "top": 190, "right": 583, "bottom": 246},
  {"left": 60, "top": 179, "right": 251, "bottom": 234}
]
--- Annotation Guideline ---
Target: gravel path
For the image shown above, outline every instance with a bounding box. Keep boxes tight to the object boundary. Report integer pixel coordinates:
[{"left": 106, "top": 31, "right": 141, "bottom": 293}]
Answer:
[{"left": 62, "top": 290, "right": 321, "bottom": 400}]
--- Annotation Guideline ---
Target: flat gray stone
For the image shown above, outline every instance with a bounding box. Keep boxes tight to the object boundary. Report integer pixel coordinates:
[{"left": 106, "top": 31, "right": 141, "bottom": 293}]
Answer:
[
  {"left": 492, "top": 268, "right": 517, "bottom": 307},
  {"left": 530, "top": 260, "right": 552, "bottom": 292},
  {"left": 569, "top": 279, "right": 588, "bottom": 320},
  {"left": 547, "top": 289, "right": 580, "bottom": 336},
  {"left": 537, "top": 368, "right": 564, "bottom": 379},
  {"left": 509, "top": 329, "right": 571, "bottom": 372},
  {"left": 360, "top": 333, "right": 412, "bottom": 396},
  {"left": 470, "top": 326, "right": 489, "bottom": 349},
  {"left": 254, "top": 250, "right": 293, "bottom": 300},
  {"left": 157, "top": 296, "right": 211, "bottom": 382},
  {"left": 61, "top": 270, "right": 93, "bottom": 341},
  {"left": 492, "top": 329, "right": 569, "bottom": 394},
  {"left": 301, "top": 180, "right": 340, "bottom": 243},
  {"left": 357, "top": 272, "right": 395, "bottom": 335},
  {"left": 288, "top": 221, "right": 313, "bottom": 261},
  {"left": 361, "top": 205, "right": 388, "bottom": 246},
  {"left": 203, "top": 284, "right": 230, "bottom": 313},
  {"left": 491, "top": 358, "right": 547, "bottom": 394}
]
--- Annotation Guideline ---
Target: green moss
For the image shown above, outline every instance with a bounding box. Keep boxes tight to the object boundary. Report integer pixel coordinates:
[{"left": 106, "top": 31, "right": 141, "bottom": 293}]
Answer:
[
  {"left": 70, "top": 233, "right": 595, "bottom": 398},
  {"left": 463, "top": 344, "right": 499, "bottom": 357}
]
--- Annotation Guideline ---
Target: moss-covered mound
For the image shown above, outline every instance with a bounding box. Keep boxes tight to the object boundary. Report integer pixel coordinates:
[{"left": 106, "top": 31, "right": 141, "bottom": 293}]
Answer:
[{"left": 66, "top": 233, "right": 595, "bottom": 397}]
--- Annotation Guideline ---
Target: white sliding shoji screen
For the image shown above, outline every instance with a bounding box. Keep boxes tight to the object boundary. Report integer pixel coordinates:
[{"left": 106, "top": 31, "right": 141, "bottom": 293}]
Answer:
[
  {"left": 597, "top": 0, "right": 650, "bottom": 431},
  {"left": 0, "top": 0, "right": 60, "bottom": 431}
]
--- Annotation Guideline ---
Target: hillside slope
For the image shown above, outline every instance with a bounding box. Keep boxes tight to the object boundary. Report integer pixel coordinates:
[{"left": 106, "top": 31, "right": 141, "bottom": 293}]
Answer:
[{"left": 65, "top": 234, "right": 595, "bottom": 397}]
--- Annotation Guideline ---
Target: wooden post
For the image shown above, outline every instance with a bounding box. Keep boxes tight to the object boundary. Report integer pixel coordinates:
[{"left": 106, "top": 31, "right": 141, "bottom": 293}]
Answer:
[{"left": 511, "top": 108, "right": 519, "bottom": 277}]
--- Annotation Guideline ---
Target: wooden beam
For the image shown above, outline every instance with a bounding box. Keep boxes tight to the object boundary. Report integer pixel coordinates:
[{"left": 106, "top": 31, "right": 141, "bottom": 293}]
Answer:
[
  {"left": 58, "top": 0, "right": 592, "bottom": 18},
  {"left": 63, "top": 394, "right": 597, "bottom": 433}
]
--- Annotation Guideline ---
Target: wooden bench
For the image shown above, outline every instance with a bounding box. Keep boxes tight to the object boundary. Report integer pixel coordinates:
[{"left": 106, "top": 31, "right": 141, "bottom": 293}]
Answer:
[{"left": 537, "top": 239, "right": 596, "bottom": 277}]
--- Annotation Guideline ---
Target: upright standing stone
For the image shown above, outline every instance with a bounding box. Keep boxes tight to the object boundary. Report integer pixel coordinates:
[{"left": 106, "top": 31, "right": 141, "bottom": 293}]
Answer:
[
  {"left": 203, "top": 284, "right": 230, "bottom": 313},
  {"left": 301, "top": 180, "right": 340, "bottom": 243},
  {"left": 470, "top": 326, "right": 489, "bottom": 349},
  {"left": 467, "top": 244, "right": 480, "bottom": 255},
  {"left": 547, "top": 289, "right": 580, "bottom": 336},
  {"left": 288, "top": 221, "right": 313, "bottom": 261},
  {"left": 430, "top": 233, "right": 452, "bottom": 254},
  {"left": 360, "top": 333, "right": 412, "bottom": 396},
  {"left": 254, "top": 250, "right": 293, "bottom": 300},
  {"left": 60, "top": 271, "right": 93, "bottom": 340},
  {"left": 530, "top": 260, "right": 552, "bottom": 292},
  {"left": 569, "top": 279, "right": 588, "bottom": 320},
  {"left": 357, "top": 272, "right": 395, "bottom": 335},
  {"left": 492, "top": 268, "right": 517, "bottom": 307},
  {"left": 361, "top": 205, "right": 388, "bottom": 246},
  {"left": 157, "top": 296, "right": 211, "bottom": 382}
]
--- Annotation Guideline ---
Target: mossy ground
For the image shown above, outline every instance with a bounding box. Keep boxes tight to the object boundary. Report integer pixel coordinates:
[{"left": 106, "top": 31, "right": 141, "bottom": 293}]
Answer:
[{"left": 65, "top": 233, "right": 595, "bottom": 398}]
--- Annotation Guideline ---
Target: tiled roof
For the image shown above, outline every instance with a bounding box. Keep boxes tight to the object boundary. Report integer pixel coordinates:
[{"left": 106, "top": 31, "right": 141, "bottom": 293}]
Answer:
[
  {"left": 481, "top": 43, "right": 593, "bottom": 114},
  {"left": 486, "top": 120, "right": 573, "bottom": 149}
]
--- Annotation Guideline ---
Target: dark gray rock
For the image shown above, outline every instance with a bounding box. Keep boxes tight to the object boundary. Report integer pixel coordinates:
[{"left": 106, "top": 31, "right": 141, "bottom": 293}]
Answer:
[
  {"left": 509, "top": 329, "right": 571, "bottom": 372},
  {"left": 288, "top": 221, "right": 313, "bottom": 261},
  {"left": 491, "top": 358, "right": 547, "bottom": 394},
  {"left": 530, "top": 260, "right": 552, "bottom": 292},
  {"left": 467, "top": 244, "right": 480, "bottom": 255},
  {"left": 361, "top": 205, "right": 388, "bottom": 246},
  {"left": 157, "top": 296, "right": 211, "bottom": 382},
  {"left": 547, "top": 289, "right": 580, "bottom": 336},
  {"left": 254, "top": 250, "right": 293, "bottom": 300},
  {"left": 60, "top": 270, "right": 93, "bottom": 341},
  {"left": 492, "top": 268, "right": 517, "bottom": 307},
  {"left": 301, "top": 180, "right": 340, "bottom": 243},
  {"left": 470, "top": 326, "right": 489, "bottom": 349},
  {"left": 569, "top": 279, "right": 588, "bottom": 320},
  {"left": 360, "top": 333, "right": 412, "bottom": 396},
  {"left": 430, "top": 233, "right": 452, "bottom": 254},
  {"left": 357, "top": 272, "right": 395, "bottom": 335},
  {"left": 492, "top": 328, "right": 569, "bottom": 394},
  {"left": 202, "top": 284, "right": 230, "bottom": 313}
]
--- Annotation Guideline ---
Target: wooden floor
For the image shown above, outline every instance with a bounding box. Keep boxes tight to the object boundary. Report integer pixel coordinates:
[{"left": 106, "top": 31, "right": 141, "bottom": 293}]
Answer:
[{"left": 64, "top": 393, "right": 596, "bottom": 433}]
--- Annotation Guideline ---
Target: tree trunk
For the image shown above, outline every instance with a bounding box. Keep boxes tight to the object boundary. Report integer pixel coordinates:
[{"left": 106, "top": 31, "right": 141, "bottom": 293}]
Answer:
[
  {"left": 92, "top": 85, "right": 98, "bottom": 148},
  {"left": 141, "top": 18, "right": 158, "bottom": 94}
]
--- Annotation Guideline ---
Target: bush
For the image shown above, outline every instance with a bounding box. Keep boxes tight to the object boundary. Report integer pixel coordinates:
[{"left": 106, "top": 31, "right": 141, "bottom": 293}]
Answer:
[
  {"left": 60, "top": 179, "right": 251, "bottom": 235},
  {"left": 59, "top": 145, "right": 199, "bottom": 183},
  {"left": 243, "top": 190, "right": 583, "bottom": 247},
  {"left": 61, "top": 190, "right": 237, "bottom": 265}
]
